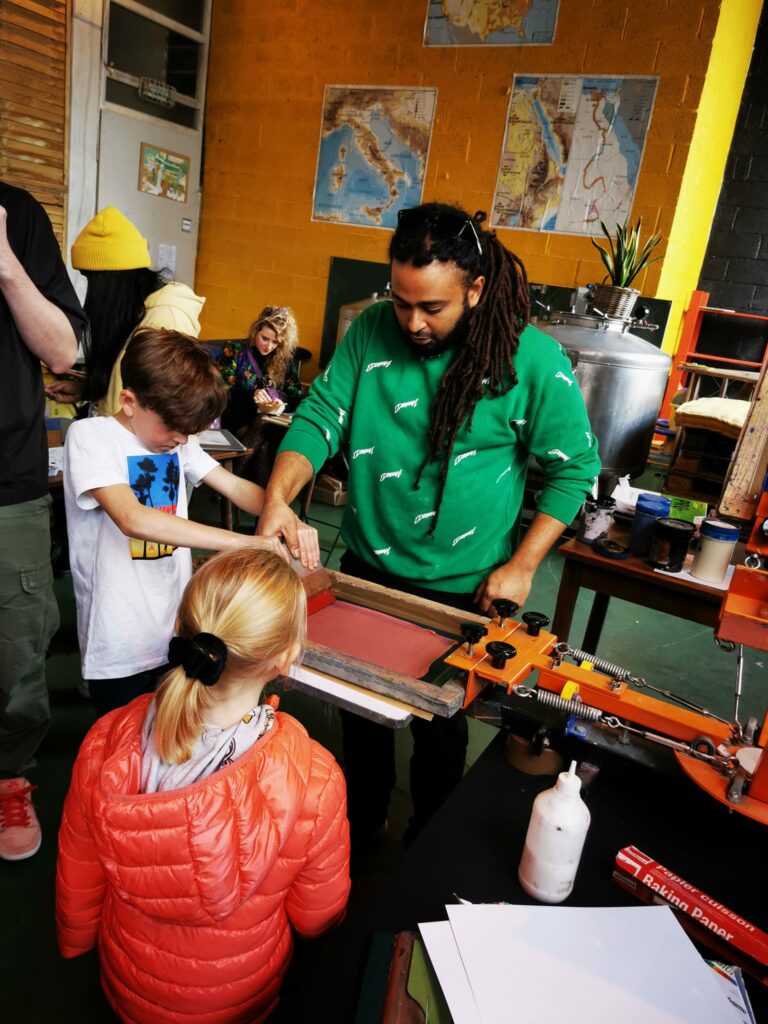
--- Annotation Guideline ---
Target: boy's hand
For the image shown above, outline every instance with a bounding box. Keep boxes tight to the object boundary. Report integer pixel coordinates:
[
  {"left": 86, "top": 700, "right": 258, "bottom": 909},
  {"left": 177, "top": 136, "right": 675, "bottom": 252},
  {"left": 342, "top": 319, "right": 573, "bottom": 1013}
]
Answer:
[{"left": 252, "top": 534, "right": 291, "bottom": 564}]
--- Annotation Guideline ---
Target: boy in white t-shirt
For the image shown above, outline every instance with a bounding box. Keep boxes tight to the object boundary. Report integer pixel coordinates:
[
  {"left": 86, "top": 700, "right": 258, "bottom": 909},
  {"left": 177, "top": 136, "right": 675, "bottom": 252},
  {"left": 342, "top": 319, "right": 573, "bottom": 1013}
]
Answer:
[{"left": 64, "top": 327, "right": 319, "bottom": 715}]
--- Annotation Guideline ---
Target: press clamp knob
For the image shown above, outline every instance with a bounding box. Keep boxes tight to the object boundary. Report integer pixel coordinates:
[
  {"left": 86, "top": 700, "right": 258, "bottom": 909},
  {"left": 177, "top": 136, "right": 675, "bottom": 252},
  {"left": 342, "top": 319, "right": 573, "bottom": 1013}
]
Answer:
[
  {"left": 485, "top": 640, "right": 517, "bottom": 670},
  {"left": 460, "top": 623, "right": 488, "bottom": 657},
  {"left": 521, "top": 611, "right": 550, "bottom": 637},
  {"left": 491, "top": 598, "right": 519, "bottom": 627}
]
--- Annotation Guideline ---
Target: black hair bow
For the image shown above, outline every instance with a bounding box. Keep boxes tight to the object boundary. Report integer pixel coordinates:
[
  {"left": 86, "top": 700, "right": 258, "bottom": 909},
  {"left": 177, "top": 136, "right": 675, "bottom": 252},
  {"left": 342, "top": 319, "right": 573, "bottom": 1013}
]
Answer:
[{"left": 167, "top": 633, "right": 227, "bottom": 687}]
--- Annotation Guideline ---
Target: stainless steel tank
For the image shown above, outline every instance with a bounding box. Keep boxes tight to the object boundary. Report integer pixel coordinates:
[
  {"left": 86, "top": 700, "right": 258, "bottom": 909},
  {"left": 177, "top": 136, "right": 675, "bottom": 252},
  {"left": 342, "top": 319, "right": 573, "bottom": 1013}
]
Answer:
[
  {"left": 536, "top": 312, "right": 671, "bottom": 479},
  {"left": 336, "top": 290, "right": 392, "bottom": 347}
]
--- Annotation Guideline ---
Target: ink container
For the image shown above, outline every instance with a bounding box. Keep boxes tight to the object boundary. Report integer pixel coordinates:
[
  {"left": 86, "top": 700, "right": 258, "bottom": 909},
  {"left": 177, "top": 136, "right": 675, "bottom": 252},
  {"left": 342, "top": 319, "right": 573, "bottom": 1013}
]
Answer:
[
  {"left": 576, "top": 496, "right": 616, "bottom": 545},
  {"left": 628, "top": 493, "right": 672, "bottom": 556},
  {"left": 690, "top": 519, "right": 739, "bottom": 583},
  {"left": 648, "top": 517, "right": 695, "bottom": 572}
]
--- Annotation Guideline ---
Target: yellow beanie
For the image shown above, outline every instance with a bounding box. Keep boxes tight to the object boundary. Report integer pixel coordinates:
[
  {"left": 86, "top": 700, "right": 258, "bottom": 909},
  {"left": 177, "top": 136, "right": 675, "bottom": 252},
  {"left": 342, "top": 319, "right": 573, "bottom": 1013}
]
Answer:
[{"left": 71, "top": 207, "right": 151, "bottom": 271}]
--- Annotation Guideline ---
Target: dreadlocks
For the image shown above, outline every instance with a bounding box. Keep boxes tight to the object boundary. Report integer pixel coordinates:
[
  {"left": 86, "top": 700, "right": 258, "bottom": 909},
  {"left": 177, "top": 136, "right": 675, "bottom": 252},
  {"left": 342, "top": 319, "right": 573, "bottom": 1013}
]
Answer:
[{"left": 389, "top": 203, "right": 531, "bottom": 535}]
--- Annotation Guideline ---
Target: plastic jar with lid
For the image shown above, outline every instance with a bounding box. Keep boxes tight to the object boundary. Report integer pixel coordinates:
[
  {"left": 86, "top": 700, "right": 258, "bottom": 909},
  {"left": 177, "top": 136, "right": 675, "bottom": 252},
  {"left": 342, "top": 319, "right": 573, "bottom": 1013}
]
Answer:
[
  {"left": 648, "top": 517, "right": 695, "bottom": 572},
  {"left": 628, "top": 493, "right": 672, "bottom": 555},
  {"left": 691, "top": 519, "right": 740, "bottom": 583}
]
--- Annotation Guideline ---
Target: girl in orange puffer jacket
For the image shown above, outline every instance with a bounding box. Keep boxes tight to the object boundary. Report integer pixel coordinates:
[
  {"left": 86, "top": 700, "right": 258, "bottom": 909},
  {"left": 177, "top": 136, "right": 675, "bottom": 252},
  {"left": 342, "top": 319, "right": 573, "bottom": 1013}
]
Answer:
[{"left": 56, "top": 548, "right": 350, "bottom": 1024}]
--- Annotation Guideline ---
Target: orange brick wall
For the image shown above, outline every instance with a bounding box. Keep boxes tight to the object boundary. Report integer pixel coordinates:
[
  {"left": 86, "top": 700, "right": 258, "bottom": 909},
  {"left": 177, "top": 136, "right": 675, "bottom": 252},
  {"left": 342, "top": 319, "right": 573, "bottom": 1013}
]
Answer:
[{"left": 197, "top": 0, "right": 726, "bottom": 369}]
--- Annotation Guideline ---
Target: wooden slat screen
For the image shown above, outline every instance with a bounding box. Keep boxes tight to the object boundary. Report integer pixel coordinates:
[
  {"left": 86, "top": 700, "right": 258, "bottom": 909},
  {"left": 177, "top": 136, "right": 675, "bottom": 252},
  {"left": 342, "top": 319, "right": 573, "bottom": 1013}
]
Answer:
[{"left": 0, "top": 0, "right": 69, "bottom": 245}]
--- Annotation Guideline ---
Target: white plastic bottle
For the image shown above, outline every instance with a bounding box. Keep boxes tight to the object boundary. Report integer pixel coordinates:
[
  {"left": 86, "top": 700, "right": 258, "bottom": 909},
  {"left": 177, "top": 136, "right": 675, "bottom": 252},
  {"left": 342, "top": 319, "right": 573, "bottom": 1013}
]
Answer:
[{"left": 518, "top": 760, "right": 591, "bottom": 904}]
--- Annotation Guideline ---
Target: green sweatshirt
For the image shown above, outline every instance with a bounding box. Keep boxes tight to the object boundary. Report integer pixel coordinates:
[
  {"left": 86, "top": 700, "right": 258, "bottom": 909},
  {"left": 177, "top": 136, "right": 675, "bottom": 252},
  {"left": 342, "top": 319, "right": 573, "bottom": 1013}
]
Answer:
[{"left": 281, "top": 301, "right": 600, "bottom": 592}]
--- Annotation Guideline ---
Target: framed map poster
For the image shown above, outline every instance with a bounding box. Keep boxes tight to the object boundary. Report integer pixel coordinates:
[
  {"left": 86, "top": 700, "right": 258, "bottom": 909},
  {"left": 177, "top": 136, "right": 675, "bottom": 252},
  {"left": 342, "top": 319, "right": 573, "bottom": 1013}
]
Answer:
[
  {"left": 424, "top": 0, "right": 560, "bottom": 46},
  {"left": 491, "top": 76, "right": 658, "bottom": 235},
  {"left": 138, "top": 143, "right": 190, "bottom": 204},
  {"left": 312, "top": 86, "right": 437, "bottom": 230}
]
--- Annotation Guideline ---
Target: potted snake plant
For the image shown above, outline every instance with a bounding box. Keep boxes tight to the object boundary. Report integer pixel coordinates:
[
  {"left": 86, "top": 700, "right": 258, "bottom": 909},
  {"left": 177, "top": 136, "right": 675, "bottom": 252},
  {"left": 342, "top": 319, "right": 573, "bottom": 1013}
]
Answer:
[{"left": 589, "top": 218, "right": 663, "bottom": 319}]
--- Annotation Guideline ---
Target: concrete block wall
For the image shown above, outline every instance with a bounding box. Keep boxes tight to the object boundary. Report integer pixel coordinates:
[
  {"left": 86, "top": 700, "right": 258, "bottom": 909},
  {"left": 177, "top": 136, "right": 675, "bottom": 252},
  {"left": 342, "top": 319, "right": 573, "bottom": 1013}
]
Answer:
[
  {"left": 196, "top": 0, "right": 753, "bottom": 369},
  {"left": 698, "top": 11, "right": 768, "bottom": 312}
]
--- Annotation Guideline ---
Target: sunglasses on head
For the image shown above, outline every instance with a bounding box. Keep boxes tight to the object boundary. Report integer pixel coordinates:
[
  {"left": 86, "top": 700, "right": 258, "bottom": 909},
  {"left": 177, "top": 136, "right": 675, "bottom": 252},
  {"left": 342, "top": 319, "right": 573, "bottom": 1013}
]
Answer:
[{"left": 397, "top": 208, "right": 486, "bottom": 257}]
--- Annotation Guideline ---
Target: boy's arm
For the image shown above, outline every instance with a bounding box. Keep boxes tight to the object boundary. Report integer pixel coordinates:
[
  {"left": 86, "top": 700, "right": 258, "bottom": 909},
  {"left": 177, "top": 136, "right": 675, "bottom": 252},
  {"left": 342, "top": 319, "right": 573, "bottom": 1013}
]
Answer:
[
  {"left": 202, "top": 465, "right": 320, "bottom": 567},
  {"left": 90, "top": 483, "right": 289, "bottom": 558}
]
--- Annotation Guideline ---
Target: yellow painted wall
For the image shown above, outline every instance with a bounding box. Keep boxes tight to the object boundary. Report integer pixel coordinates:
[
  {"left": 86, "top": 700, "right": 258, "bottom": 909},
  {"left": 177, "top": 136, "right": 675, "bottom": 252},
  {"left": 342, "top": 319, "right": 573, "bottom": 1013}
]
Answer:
[
  {"left": 197, "top": 0, "right": 759, "bottom": 370},
  {"left": 657, "top": 0, "right": 762, "bottom": 352}
]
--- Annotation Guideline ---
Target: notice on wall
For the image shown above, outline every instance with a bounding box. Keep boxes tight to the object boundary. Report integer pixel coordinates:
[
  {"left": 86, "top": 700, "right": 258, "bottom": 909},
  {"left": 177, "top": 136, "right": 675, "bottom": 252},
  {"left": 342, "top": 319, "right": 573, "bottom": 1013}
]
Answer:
[
  {"left": 424, "top": 0, "right": 560, "bottom": 46},
  {"left": 312, "top": 86, "right": 437, "bottom": 230},
  {"left": 157, "top": 244, "right": 177, "bottom": 275},
  {"left": 492, "top": 75, "right": 658, "bottom": 235}
]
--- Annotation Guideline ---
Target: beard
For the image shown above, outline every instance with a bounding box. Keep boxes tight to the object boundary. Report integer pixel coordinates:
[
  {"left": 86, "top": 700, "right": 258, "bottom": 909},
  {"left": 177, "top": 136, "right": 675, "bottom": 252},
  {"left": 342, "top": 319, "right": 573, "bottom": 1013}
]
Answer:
[{"left": 399, "top": 301, "right": 473, "bottom": 359}]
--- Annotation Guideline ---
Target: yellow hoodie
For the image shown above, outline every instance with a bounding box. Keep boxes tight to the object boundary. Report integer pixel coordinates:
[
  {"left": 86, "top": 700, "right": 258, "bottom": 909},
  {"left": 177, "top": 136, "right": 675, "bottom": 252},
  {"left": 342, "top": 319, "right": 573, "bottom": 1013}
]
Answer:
[{"left": 99, "top": 282, "right": 206, "bottom": 416}]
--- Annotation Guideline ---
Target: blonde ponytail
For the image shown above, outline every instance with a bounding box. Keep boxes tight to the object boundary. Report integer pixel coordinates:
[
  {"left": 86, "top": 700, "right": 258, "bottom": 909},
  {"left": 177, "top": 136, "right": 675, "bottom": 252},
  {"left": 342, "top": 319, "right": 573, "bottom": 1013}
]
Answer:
[{"left": 154, "top": 549, "right": 306, "bottom": 765}]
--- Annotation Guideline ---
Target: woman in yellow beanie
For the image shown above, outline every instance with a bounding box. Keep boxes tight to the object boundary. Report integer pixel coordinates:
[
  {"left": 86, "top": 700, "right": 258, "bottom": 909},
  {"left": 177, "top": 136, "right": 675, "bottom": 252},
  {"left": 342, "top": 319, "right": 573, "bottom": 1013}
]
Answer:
[{"left": 46, "top": 207, "right": 205, "bottom": 415}]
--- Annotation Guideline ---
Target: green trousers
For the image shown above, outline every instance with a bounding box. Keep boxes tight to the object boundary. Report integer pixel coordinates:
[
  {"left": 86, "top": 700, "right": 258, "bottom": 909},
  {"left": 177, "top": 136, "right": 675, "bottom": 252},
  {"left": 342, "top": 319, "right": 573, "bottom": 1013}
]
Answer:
[{"left": 0, "top": 495, "right": 59, "bottom": 778}]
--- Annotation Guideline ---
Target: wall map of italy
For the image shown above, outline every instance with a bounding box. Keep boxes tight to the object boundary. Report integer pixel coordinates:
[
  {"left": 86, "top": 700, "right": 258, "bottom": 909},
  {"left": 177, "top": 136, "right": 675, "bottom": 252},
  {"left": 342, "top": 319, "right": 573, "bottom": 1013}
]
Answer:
[{"left": 312, "top": 86, "right": 437, "bottom": 229}]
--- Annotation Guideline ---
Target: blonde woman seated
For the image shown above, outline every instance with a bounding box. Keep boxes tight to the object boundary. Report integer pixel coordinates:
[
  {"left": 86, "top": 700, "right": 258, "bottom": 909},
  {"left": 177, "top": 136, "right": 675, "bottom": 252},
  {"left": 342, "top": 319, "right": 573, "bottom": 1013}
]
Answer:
[{"left": 217, "top": 306, "right": 301, "bottom": 487}]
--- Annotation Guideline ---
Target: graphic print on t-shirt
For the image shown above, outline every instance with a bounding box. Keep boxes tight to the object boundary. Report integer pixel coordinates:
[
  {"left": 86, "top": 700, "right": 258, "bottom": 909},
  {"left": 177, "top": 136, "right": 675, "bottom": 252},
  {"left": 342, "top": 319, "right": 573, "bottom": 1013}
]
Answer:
[{"left": 127, "top": 452, "right": 180, "bottom": 559}]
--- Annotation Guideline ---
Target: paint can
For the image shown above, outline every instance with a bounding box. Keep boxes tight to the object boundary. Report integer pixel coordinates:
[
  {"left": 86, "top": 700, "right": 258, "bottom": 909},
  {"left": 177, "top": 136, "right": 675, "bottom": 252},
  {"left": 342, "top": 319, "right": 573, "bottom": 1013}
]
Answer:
[{"left": 691, "top": 519, "right": 740, "bottom": 583}]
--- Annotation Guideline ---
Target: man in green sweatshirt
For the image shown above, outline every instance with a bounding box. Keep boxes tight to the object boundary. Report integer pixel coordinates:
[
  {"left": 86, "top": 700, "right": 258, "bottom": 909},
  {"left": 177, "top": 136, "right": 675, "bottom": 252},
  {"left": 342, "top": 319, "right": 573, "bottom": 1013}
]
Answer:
[{"left": 259, "top": 203, "right": 600, "bottom": 842}]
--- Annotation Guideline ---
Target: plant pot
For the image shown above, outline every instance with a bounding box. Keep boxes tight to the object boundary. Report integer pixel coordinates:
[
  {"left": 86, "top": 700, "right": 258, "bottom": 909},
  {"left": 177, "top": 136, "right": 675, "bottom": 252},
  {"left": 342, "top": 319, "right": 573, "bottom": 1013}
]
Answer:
[{"left": 589, "top": 284, "right": 640, "bottom": 320}]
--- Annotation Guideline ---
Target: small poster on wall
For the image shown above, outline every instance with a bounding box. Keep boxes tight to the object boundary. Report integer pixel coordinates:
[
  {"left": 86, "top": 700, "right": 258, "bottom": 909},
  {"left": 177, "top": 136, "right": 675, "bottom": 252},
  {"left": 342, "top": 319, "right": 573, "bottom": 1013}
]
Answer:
[
  {"left": 491, "top": 75, "right": 658, "bottom": 235},
  {"left": 312, "top": 85, "right": 437, "bottom": 230},
  {"left": 138, "top": 143, "right": 190, "bottom": 203},
  {"left": 423, "top": 0, "right": 560, "bottom": 46}
]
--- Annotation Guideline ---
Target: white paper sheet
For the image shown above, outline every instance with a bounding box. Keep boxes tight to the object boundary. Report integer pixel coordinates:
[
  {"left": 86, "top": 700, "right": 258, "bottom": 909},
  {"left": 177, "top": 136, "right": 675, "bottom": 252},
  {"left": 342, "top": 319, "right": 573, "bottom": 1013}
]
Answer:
[
  {"left": 654, "top": 557, "right": 735, "bottom": 591},
  {"left": 48, "top": 446, "right": 65, "bottom": 476},
  {"left": 445, "top": 903, "right": 735, "bottom": 1024},
  {"left": 286, "top": 664, "right": 411, "bottom": 722},
  {"left": 419, "top": 921, "right": 482, "bottom": 1024}
]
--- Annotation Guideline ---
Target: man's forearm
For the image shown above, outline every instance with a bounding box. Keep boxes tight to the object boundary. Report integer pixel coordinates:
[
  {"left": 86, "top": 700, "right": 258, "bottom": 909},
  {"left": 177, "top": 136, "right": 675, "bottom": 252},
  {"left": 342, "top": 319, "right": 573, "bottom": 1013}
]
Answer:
[
  {"left": 264, "top": 450, "right": 316, "bottom": 505},
  {"left": 0, "top": 251, "right": 77, "bottom": 372},
  {"left": 508, "top": 510, "right": 566, "bottom": 574}
]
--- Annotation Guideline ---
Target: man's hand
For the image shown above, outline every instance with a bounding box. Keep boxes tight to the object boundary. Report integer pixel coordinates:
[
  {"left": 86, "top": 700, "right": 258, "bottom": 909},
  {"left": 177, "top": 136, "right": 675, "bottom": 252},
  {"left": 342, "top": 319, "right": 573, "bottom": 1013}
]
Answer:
[
  {"left": 46, "top": 378, "right": 85, "bottom": 404},
  {"left": 474, "top": 511, "right": 567, "bottom": 615},
  {"left": 474, "top": 560, "right": 534, "bottom": 615},
  {"left": 257, "top": 497, "right": 320, "bottom": 569}
]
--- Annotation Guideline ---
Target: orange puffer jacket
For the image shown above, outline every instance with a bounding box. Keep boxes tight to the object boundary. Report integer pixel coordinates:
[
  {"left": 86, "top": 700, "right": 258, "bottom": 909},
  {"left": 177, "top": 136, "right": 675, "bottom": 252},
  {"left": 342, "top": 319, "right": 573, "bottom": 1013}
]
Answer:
[{"left": 56, "top": 695, "right": 350, "bottom": 1024}]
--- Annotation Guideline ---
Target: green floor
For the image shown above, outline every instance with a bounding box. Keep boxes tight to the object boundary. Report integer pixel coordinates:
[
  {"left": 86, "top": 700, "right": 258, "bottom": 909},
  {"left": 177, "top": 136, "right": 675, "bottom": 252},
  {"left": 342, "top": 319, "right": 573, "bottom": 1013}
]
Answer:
[{"left": 2, "top": 488, "right": 765, "bottom": 1021}]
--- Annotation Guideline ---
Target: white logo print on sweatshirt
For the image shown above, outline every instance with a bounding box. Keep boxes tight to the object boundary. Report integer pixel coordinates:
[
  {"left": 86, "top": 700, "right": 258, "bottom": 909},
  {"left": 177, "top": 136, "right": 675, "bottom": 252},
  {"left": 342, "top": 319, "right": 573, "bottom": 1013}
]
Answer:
[
  {"left": 555, "top": 371, "right": 574, "bottom": 387},
  {"left": 496, "top": 465, "right": 512, "bottom": 484},
  {"left": 414, "top": 511, "right": 436, "bottom": 525},
  {"left": 585, "top": 432, "right": 592, "bottom": 447},
  {"left": 338, "top": 408, "right": 347, "bottom": 426},
  {"left": 453, "top": 449, "right": 477, "bottom": 466},
  {"left": 380, "top": 469, "right": 403, "bottom": 482},
  {"left": 394, "top": 399, "right": 419, "bottom": 414},
  {"left": 452, "top": 527, "right": 476, "bottom": 547},
  {"left": 374, "top": 546, "right": 391, "bottom": 556},
  {"left": 352, "top": 447, "right": 374, "bottom": 459},
  {"left": 548, "top": 448, "right": 570, "bottom": 461},
  {"left": 366, "top": 360, "right": 392, "bottom": 372},
  {"left": 511, "top": 418, "right": 527, "bottom": 427},
  {"left": 322, "top": 366, "right": 330, "bottom": 383}
]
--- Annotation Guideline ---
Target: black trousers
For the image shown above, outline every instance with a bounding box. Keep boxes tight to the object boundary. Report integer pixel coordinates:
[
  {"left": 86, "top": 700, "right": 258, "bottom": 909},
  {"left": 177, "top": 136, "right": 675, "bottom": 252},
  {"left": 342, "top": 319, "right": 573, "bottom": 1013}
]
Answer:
[
  {"left": 338, "top": 551, "right": 474, "bottom": 845},
  {"left": 88, "top": 663, "right": 169, "bottom": 718}
]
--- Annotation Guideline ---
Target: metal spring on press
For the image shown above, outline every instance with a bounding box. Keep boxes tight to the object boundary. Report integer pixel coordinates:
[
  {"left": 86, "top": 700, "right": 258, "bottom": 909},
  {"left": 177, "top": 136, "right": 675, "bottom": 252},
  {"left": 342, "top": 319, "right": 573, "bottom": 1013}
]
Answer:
[
  {"left": 566, "top": 648, "right": 632, "bottom": 681},
  {"left": 532, "top": 689, "right": 603, "bottom": 721}
]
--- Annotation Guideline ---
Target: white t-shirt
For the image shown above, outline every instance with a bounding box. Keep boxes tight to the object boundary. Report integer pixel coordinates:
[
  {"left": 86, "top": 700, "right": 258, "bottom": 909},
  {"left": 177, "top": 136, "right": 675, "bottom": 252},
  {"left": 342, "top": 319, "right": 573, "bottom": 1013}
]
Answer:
[{"left": 64, "top": 416, "right": 217, "bottom": 680}]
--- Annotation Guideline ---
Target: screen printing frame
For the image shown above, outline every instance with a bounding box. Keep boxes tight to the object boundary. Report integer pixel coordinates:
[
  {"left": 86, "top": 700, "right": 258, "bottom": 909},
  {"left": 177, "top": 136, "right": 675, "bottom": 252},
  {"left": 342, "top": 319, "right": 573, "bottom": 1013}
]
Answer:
[{"left": 294, "top": 569, "right": 487, "bottom": 722}]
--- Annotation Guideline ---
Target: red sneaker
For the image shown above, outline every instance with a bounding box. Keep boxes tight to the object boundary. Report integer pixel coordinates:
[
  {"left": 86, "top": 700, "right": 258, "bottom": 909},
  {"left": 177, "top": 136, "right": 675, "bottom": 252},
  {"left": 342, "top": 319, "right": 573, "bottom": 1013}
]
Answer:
[{"left": 0, "top": 778, "right": 41, "bottom": 861}]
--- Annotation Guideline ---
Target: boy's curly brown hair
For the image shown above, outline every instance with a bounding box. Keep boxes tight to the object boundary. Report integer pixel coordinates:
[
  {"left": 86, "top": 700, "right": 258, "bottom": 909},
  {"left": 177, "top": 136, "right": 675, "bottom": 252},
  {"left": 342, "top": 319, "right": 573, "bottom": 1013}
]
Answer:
[{"left": 121, "top": 328, "right": 227, "bottom": 434}]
